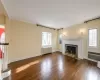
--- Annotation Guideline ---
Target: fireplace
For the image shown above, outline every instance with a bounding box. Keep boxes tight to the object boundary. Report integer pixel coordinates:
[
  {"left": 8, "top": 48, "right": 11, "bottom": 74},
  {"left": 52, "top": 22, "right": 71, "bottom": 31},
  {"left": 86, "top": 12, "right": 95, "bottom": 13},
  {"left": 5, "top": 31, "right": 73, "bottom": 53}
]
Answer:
[{"left": 65, "top": 44, "right": 78, "bottom": 58}]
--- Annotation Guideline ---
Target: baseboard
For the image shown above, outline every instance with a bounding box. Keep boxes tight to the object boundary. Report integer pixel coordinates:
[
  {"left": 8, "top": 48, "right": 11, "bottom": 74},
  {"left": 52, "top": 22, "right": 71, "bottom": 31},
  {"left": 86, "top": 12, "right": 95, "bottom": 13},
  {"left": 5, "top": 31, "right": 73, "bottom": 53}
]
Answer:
[
  {"left": 2, "top": 70, "right": 11, "bottom": 79},
  {"left": 52, "top": 49, "right": 62, "bottom": 53},
  {"left": 53, "top": 51, "right": 62, "bottom": 53},
  {"left": 42, "top": 52, "right": 52, "bottom": 55},
  {"left": 8, "top": 51, "right": 62, "bottom": 64},
  {"left": 42, "top": 51, "right": 62, "bottom": 55},
  {"left": 8, "top": 54, "right": 42, "bottom": 64},
  {"left": 84, "top": 57, "right": 98, "bottom": 62}
]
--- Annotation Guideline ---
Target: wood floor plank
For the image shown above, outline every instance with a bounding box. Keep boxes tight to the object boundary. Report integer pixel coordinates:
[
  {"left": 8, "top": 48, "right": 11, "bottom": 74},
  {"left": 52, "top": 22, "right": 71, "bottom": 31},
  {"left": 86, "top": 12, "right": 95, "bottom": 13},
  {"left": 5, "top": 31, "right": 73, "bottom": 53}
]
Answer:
[{"left": 5, "top": 53, "right": 100, "bottom": 80}]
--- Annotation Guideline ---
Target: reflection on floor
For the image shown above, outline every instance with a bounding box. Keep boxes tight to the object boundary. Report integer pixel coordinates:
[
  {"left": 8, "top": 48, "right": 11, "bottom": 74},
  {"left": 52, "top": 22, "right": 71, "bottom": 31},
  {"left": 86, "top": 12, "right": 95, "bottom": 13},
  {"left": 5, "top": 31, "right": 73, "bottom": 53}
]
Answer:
[{"left": 5, "top": 52, "right": 100, "bottom": 80}]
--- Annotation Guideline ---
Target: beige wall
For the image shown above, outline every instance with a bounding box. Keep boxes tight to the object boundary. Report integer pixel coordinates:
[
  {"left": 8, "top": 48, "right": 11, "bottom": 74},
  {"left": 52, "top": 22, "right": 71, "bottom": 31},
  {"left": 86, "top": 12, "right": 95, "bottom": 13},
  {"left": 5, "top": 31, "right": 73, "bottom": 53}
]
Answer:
[
  {"left": 57, "top": 29, "right": 63, "bottom": 52},
  {"left": 87, "top": 20, "right": 100, "bottom": 53},
  {"left": 0, "top": 15, "right": 5, "bottom": 24},
  {"left": 4, "top": 19, "right": 57, "bottom": 63},
  {"left": 58, "top": 20, "right": 100, "bottom": 58},
  {"left": 3, "top": 15, "right": 100, "bottom": 62}
]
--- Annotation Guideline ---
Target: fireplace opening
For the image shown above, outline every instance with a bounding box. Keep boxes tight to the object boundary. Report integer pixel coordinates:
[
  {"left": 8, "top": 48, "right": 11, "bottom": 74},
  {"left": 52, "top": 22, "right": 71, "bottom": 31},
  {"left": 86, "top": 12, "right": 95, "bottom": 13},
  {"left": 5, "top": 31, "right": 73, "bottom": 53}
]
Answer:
[{"left": 65, "top": 44, "right": 78, "bottom": 58}]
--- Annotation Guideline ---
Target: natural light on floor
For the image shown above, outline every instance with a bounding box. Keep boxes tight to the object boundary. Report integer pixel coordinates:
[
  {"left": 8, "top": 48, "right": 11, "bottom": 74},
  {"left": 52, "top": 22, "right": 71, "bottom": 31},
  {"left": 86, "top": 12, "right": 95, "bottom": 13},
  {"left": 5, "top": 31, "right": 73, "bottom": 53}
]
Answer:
[{"left": 16, "top": 60, "right": 40, "bottom": 73}]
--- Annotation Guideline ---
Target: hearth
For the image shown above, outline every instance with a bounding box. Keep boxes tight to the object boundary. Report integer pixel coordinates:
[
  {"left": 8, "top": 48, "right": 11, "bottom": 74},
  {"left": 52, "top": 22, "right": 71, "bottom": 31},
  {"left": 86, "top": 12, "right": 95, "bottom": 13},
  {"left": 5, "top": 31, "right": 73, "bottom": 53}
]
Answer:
[{"left": 65, "top": 44, "right": 78, "bottom": 58}]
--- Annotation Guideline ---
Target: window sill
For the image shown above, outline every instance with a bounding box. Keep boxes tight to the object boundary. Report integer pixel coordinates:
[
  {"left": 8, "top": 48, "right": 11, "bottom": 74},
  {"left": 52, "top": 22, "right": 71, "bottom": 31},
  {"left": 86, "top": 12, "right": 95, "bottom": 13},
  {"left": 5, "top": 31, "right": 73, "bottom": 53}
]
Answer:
[
  {"left": 42, "top": 46, "right": 52, "bottom": 48},
  {"left": 88, "top": 46, "right": 98, "bottom": 48}
]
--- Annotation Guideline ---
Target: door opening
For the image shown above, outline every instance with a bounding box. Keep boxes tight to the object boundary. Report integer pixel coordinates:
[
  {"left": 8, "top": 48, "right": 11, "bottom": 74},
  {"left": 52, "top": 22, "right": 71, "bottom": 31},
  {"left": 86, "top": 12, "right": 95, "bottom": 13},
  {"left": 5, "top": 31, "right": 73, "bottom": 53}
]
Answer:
[{"left": 0, "top": 25, "right": 5, "bottom": 79}]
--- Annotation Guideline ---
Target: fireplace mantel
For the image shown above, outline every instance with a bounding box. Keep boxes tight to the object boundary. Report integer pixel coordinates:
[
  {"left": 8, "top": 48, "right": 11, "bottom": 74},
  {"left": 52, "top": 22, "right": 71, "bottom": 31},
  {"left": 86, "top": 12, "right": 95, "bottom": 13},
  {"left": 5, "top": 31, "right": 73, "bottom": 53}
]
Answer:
[{"left": 62, "top": 39, "right": 84, "bottom": 59}]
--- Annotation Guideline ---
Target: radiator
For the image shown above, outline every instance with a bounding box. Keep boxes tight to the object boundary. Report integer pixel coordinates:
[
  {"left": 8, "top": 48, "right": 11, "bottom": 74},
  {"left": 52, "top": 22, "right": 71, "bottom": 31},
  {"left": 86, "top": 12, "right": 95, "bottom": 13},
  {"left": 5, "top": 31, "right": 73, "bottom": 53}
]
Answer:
[
  {"left": 88, "top": 52, "right": 100, "bottom": 61},
  {"left": 41, "top": 47, "right": 52, "bottom": 55}
]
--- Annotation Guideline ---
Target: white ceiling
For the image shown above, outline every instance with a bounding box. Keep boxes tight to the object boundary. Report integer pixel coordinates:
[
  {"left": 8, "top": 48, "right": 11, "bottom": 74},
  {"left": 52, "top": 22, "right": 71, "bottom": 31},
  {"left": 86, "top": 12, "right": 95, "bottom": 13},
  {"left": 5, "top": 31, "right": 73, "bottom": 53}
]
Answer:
[{"left": 1, "top": 0, "right": 100, "bottom": 28}]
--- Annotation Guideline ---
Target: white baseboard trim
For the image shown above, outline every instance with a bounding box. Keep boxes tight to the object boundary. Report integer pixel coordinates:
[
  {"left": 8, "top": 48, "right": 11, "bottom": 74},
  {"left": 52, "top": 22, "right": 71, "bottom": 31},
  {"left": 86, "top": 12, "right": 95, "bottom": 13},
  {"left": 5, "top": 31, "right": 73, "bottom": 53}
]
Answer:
[
  {"left": 84, "top": 57, "right": 98, "bottom": 62},
  {"left": 8, "top": 51, "right": 62, "bottom": 64},
  {"left": 2, "top": 70, "right": 11, "bottom": 79},
  {"left": 8, "top": 54, "right": 42, "bottom": 64},
  {"left": 52, "top": 49, "right": 57, "bottom": 52}
]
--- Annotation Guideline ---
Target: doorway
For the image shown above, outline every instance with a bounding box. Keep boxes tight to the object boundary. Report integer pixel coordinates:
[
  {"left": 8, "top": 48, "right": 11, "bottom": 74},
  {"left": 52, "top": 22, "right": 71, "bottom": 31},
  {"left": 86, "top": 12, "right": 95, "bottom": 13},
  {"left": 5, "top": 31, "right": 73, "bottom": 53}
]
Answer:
[{"left": 0, "top": 25, "right": 5, "bottom": 79}]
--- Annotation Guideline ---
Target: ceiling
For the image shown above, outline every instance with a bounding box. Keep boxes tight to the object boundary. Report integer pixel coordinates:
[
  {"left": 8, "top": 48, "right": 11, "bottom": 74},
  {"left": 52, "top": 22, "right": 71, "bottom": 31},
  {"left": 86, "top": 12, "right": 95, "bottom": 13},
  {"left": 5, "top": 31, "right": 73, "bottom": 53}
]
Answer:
[{"left": 1, "top": 0, "right": 100, "bottom": 28}]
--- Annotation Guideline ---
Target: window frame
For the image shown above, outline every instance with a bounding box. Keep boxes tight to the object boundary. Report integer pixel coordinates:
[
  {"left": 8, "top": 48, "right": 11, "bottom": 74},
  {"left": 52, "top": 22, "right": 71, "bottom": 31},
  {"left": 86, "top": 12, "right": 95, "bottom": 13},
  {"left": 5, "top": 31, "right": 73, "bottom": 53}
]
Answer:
[
  {"left": 42, "top": 32, "right": 52, "bottom": 48},
  {"left": 88, "top": 28, "right": 98, "bottom": 48}
]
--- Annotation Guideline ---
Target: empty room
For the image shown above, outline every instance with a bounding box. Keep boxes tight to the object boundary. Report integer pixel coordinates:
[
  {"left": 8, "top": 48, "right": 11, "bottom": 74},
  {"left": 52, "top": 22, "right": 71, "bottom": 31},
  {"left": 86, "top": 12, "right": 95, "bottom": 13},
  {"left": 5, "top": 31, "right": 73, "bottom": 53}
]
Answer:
[{"left": 0, "top": 0, "right": 100, "bottom": 80}]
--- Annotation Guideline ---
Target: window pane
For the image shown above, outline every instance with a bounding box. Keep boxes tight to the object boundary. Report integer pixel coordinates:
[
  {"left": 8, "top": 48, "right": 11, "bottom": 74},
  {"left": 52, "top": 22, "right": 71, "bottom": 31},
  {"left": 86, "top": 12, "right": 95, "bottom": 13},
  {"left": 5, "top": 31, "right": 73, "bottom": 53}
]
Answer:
[
  {"left": 89, "top": 29, "right": 97, "bottom": 47},
  {"left": 42, "top": 32, "right": 52, "bottom": 46}
]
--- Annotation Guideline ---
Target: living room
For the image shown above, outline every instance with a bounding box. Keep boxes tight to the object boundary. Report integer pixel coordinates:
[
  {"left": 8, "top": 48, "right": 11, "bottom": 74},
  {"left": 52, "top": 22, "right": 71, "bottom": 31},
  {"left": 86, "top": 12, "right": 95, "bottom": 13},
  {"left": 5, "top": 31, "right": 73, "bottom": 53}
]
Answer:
[{"left": 0, "top": 0, "right": 100, "bottom": 80}]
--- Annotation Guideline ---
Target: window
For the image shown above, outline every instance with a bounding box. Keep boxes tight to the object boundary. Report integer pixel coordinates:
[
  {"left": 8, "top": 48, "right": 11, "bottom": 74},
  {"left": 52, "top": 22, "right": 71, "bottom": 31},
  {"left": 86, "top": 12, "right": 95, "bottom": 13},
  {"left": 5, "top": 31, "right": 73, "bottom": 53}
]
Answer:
[
  {"left": 42, "top": 32, "right": 52, "bottom": 47},
  {"left": 89, "top": 29, "right": 97, "bottom": 47}
]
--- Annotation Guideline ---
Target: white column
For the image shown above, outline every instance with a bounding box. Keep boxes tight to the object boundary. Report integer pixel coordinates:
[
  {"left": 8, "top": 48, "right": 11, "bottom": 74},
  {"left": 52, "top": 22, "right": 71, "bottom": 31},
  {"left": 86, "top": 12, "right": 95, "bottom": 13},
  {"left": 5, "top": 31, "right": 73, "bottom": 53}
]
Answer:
[
  {"left": 2, "top": 45, "right": 8, "bottom": 71},
  {"left": 0, "top": 59, "right": 2, "bottom": 80},
  {"left": 1, "top": 44, "right": 11, "bottom": 79}
]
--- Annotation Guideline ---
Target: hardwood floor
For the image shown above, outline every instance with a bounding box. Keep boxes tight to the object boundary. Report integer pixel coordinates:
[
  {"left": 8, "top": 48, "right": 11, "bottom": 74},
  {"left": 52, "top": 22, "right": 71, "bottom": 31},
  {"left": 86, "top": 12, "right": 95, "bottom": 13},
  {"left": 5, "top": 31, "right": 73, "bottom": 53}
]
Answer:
[{"left": 5, "top": 52, "right": 100, "bottom": 80}]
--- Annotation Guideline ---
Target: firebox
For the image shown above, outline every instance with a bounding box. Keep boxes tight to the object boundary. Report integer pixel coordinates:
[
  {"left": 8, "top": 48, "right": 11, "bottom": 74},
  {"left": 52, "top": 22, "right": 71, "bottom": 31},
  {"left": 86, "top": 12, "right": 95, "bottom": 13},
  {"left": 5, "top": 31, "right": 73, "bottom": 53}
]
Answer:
[{"left": 65, "top": 44, "right": 78, "bottom": 58}]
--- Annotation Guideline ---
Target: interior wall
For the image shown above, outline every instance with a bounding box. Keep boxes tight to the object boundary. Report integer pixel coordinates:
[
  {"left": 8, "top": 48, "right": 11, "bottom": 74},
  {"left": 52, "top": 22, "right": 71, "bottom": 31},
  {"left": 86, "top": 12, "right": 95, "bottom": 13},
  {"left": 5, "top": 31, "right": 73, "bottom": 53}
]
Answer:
[
  {"left": 57, "top": 29, "right": 63, "bottom": 52},
  {"left": 86, "top": 20, "right": 100, "bottom": 53},
  {"left": 58, "top": 19, "right": 100, "bottom": 58},
  {"left": 4, "top": 16, "right": 100, "bottom": 63},
  {"left": 40, "top": 27, "right": 57, "bottom": 52},
  {"left": 56, "top": 30, "right": 59, "bottom": 51},
  {"left": 0, "top": 15, "right": 5, "bottom": 24},
  {"left": 5, "top": 19, "right": 57, "bottom": 63}
]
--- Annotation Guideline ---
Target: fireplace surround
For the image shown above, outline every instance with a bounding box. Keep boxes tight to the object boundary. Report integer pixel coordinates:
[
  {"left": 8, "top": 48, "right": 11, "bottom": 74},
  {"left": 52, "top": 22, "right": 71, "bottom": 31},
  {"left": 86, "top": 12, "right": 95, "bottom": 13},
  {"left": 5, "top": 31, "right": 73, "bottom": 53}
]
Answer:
[{"left": 62, "top": 38, "right": 84, "bottom": 59}]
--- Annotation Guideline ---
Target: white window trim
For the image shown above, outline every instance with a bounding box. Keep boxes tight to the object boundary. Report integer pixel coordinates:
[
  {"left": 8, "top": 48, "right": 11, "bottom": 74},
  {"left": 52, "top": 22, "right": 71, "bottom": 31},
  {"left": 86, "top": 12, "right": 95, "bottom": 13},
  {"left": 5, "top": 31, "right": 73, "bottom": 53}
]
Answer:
[
  {"left": 42, "top": 45, "right": 52, "bottom": 48},
  {"left": 42, "top": 32, "right": 52, "bottom": 48},
  {"left": 88, "top": 28, "right": 98, "bottom": 48}
]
